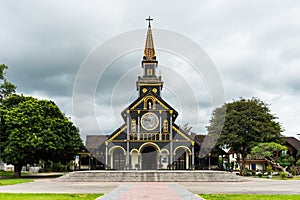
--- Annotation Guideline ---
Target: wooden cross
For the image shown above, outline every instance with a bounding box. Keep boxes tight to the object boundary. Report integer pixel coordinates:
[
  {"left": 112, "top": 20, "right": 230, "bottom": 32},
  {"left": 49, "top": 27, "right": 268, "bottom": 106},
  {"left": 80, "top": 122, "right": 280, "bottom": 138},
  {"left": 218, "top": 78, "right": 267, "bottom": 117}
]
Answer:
[{"left": 146, "top": 16, "right": 153, "bottom": 27}]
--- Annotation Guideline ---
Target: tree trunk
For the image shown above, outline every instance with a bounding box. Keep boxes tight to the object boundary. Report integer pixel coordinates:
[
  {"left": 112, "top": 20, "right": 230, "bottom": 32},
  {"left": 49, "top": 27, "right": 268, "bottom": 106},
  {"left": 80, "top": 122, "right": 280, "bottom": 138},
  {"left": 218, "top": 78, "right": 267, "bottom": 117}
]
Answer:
[
  {"left": 240, "top": 150, "right": 246, "bottom": 175},
  {"left": 13, "top": 164, "right": 22, "bottom": 178},
  {"left": 265, "top": 158, "right": 293, "bottom": 178}
]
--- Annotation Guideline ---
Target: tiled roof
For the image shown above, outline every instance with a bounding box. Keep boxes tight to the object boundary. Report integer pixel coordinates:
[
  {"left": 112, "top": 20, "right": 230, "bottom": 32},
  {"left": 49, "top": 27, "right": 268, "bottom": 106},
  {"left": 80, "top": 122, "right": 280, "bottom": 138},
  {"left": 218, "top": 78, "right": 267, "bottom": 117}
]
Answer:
[
  {"left": 194, "top": 135, "right": 205, "bottom": 145},
  {"left": 284, "top": 137, "right": 300, "bottom": 150},
  {"left": 86, "top": 135, "right": 108, "bottom": 149}
]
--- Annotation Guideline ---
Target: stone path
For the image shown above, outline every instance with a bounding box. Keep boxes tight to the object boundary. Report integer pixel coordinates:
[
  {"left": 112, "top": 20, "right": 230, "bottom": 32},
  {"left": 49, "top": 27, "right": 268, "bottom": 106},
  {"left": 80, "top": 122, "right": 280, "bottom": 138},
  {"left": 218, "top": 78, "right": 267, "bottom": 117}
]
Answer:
[
  {"left": 1, "top": 176, "right": 300, "bottom": 199},
  {"left": 99, "top": 182, "right": 202, "bottom": 200}
]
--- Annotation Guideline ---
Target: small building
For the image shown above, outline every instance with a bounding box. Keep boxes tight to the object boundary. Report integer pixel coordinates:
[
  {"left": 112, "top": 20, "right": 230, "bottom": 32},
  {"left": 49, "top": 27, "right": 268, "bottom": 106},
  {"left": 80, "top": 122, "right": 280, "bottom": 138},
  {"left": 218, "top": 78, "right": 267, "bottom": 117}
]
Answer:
[{"left": 283, "top": 137, "right": 300, "bottom": 158}]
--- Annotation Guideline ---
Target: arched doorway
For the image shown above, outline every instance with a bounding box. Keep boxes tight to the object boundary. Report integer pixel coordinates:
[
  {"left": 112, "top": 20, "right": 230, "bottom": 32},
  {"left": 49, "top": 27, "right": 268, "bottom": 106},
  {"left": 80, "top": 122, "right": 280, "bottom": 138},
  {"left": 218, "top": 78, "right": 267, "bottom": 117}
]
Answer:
[
  {"left": 141, "top": 145, "right": 158, "bottom": 170},
  {"left": 111, "top": 147, "right": 126, "bottom": 170},
  {"left": 174, "top": 146, "right": 191, "bottom": 170}
]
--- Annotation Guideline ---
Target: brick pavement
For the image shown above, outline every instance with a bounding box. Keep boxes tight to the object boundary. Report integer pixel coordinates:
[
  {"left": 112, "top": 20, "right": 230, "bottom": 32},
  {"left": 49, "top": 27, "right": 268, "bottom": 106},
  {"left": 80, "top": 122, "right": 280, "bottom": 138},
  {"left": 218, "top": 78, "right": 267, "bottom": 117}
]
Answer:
[{"left": 99, "top": 182, "right": 202, "bottom": 200}]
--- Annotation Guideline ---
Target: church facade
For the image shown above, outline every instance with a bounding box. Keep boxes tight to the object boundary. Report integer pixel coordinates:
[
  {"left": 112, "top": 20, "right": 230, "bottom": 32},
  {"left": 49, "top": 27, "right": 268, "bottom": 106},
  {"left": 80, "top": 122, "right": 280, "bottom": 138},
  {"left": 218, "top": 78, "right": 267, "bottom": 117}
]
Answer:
[{"left": 103, "top": 21, "right": 195, "bottom": 170}]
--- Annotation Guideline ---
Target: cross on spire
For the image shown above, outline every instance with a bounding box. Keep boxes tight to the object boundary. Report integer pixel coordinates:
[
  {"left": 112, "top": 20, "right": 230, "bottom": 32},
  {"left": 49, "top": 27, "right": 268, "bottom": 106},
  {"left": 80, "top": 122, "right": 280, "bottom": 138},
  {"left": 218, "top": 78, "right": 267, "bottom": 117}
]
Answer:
[{"left": 146, "top": 16, "right": 153, "bottom": 27}]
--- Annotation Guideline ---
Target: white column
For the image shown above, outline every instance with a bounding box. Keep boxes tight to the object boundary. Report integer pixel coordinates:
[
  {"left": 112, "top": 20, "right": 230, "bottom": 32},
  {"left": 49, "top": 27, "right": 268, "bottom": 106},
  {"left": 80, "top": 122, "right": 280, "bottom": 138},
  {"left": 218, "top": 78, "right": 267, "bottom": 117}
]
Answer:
[
  {"left": 192, "top": 142, "right": 195, "bottom": 169},
  {"left": 159, "top": 115, "right": 162, "bottom": 140},
  {"left": 105, "top": 141, "right": 108, "bottom": 169},
  {"left": 138, "top": 116, "right": 140, "bottom": 140},
  {"left": 170, "top": 112, "right": 173, "bottom": 167},
  {"left": 126, "top": 112, "right": 130, "bottom": 168}
]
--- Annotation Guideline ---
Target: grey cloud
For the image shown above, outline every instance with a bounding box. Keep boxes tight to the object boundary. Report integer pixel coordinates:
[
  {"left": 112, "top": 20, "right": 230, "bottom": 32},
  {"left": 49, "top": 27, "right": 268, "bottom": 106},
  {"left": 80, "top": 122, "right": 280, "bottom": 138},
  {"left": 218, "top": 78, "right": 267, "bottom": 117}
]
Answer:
[{"left": 1, "top": 0, "right": 300, "bottom": 139}]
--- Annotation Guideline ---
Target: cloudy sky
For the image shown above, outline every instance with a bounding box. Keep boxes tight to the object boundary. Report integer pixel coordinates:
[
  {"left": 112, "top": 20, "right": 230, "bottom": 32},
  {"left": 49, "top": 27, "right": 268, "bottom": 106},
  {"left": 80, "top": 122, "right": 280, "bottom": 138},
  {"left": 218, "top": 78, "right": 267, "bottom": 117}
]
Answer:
[{"left": 1, "top": 0, "right": 300, "bottom": 141}]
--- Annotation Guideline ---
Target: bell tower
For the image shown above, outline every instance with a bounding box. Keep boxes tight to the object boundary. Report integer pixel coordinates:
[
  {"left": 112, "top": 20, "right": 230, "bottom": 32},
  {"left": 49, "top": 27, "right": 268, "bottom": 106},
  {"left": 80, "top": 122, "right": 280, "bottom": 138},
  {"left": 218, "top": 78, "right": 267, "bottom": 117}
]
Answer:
[
  {"left": 104, "top": 18, "right": 194, "bottom": 170},
  {"left": 136, "top": 17, "right": 163, "bottom": 97}
]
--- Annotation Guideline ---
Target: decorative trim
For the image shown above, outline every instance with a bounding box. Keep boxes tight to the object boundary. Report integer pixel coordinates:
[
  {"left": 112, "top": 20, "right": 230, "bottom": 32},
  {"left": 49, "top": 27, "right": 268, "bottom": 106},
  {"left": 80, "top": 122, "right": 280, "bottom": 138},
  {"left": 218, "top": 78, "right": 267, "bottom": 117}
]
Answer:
[
  {"left": 172, "top": 126, "right": 192, "bottom": 141},
  {"left": 108, "top": 146, "right": 126, "bottom": 156},
  {"left": 173, "top": 146, "right": 192, "bottom": 155},
  {"left": 156, "top": 99, "right": 169, "bottom": 110},
  {"left": 130, "top": 148, "right": 140, "bottom": 155},
  {"left": 138, "top": 142, "right": 161, "bottom": 153},
  {"left": 110, "top": 140, "right": 171, "bottom": 142},
  {"left": 137, "top": 83, "right": 162, "bottom": 86},
  {"left": 109, "top": 126, "right": 127, "bottom": 141},
  {"left": 161, "top": 149, "right": 170, "bottom": 156},
  {"left": 130, "top": 95, "right": 169, "bottom": 111},
  {"left": 131, "top": 99, "right": 144, "bottom": 110}
]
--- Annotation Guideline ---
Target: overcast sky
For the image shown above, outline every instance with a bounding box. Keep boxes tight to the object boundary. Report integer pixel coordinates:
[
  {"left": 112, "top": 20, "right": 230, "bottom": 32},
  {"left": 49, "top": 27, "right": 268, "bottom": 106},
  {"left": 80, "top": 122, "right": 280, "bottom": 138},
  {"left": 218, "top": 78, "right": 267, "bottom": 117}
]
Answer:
[{"left": 1, "top": 0, "right": 300, "bottom": 141}]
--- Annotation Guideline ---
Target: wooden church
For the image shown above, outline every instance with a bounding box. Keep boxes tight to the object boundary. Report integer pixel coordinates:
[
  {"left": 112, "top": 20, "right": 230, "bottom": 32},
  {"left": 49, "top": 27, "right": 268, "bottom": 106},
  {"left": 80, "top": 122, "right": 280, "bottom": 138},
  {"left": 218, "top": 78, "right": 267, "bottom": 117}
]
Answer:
[{"left": 84, "top": 18, "right": 196, "bottom": 170}]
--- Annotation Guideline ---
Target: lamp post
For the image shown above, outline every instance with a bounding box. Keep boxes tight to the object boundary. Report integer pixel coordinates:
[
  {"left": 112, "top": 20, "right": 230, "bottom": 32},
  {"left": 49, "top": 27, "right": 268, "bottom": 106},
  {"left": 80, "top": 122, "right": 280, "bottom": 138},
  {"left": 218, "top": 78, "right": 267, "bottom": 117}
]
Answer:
[{"left": 208, "top": 153, "right": 211, "bottom": 170}]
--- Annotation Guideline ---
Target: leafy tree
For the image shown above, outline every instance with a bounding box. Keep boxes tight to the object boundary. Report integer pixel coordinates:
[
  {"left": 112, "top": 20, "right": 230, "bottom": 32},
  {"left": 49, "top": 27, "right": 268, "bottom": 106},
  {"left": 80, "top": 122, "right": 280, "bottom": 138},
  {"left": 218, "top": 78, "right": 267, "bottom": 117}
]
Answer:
[
  {"left": 277, "top": 154, "right": 295, "bottom": 168},
  {"left": 207, "top": 98, "right": 283, "bottom": 174},
  {"left": 0, "top": 64, "right": 16, "bottom": 101},
  {"left": 0, "top": 64, "right": 16, "bottom": 170},
  {"left": 296, "top": 150, "right": 300, "bottom": 167},
  {"left": 251, "top": 142, "right": 292, "bottom": 177},
  {"left": 0, "top": 94, "right": 83, "bottom": 177}
]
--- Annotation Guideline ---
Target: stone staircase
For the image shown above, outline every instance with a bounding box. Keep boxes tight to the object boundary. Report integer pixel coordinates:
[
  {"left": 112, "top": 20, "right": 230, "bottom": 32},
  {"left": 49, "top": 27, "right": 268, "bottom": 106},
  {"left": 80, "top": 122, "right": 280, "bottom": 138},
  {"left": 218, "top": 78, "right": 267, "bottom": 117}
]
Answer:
[{"left": 55, "top": 170, "right": 248, "bottom": 182}]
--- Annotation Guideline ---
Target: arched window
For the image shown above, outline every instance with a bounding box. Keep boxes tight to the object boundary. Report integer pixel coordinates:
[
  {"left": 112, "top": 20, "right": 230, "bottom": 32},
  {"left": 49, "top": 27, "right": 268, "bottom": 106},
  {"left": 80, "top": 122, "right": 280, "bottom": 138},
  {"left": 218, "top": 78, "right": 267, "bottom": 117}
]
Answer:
[
  {"left": 144, "top": 97, "right": 156, "bottom": 110},
  {"left": 163, "top": 120, "right": 168, "bottom": 132},
  {"left": 147, "top": 99, "right": 153, "bottom": 110},
  {"left": 147, "top": 68, "right": 153, "bottom": 76},
  {"left": 131, "top": 119, "right": 136, "bottom": 133}
]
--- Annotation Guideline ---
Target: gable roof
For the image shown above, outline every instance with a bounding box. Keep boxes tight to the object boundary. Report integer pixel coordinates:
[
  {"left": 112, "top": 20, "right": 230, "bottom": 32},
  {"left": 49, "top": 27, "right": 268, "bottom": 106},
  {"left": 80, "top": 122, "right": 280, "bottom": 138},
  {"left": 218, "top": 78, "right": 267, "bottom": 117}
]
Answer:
[
  {"left": 172, "top": 124, "right": 193, "bottom": 142},
  {"left": 284, "top": 137, "right": 300, "bottom": 150},
  {"left": 108, "top": 124, "right": 127, "bottom": 141},
  {"left": 121, "top": 91, "right": 178, "bottom": 120},
  {"left": 86, "top": 135, "right": 108, "bottom": 149},
  {"left": 194, "top": 135, "right": 205, "bottom": 145}
]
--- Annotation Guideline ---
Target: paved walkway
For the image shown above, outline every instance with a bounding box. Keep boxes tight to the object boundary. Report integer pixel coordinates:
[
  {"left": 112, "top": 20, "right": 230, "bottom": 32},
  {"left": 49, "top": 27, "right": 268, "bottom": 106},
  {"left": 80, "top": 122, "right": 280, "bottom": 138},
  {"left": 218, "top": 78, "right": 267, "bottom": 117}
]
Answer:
[
  {"left": 98, "top": 182, "right": 201, "bottom": 200},
  {"left": 180, "top": 178, "right": 300, "bottom": 194},
  {"left": 1, "top": 177, "right": 300, "bottom": 199}
]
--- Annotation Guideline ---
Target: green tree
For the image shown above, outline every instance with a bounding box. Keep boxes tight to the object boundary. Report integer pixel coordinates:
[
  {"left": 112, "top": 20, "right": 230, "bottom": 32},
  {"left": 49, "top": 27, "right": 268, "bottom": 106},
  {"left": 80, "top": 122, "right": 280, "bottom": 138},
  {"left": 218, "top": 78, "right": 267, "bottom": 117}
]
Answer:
[
  {"left": 251, "top": 142, "right": 292, "bottom": 177},
  {"left": 0, "top": 64, "right": 16, "bottom": 101},
  {"left": 0, "top": 94, "right": 83, "bottom": 177},
  {"left": 277, "top": 154, "right": 295, "bottom": 168},
  {"left": 0, "top": 64, "right": 16, "bottom": 170},
  {"left": 207, "top": 98, "right": 283, "bottom": 174}
]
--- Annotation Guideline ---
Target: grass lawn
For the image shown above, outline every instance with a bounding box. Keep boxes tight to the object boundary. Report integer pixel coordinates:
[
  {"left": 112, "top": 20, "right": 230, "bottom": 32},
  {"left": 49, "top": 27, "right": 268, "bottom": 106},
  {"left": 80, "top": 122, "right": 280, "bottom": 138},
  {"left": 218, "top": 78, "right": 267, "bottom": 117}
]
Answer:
[
  {"left": 0, "top": 179, "right": 34, "bottom": 186},
  {"left": 0, "top": 171, "right": 31, "bottom": 177},
  {"left": 0, "top": 193, "right": 103, "bottom": 200},
  {"left": 199, "top": 194, "right": 300, "bottom": 200},
  {"left": 0, "top": 171, "right": 14, "bottom": 176},
  {"left": 254, "top": 175, "right": 300, "bottom": 180},
  {"left": 270, "top": 176, "right": 300, "bottom": 180}
]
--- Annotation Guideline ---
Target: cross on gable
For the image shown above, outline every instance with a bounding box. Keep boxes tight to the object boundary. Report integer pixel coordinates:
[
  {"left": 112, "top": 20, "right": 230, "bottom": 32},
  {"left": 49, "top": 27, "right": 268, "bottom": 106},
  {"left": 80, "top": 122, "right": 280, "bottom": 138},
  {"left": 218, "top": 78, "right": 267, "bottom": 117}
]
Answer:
[{"left": 146, "top": 16, "right": 153, "bottom": 27}]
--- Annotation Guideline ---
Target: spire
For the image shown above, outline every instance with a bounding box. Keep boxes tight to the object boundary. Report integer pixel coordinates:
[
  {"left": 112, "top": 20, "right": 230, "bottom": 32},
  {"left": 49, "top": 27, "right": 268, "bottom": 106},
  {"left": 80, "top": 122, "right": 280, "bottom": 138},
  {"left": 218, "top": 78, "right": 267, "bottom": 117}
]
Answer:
[{"left": 144, "top": 16, "right": 156, "bottom": 61}]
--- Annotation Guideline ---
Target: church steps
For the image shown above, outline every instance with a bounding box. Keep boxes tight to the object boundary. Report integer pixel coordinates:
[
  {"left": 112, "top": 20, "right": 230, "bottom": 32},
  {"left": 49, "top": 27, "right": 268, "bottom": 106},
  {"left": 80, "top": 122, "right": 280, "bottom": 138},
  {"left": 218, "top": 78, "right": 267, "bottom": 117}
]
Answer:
[{"left": 55, "top": 170, "right": 248, "bottom": 182}]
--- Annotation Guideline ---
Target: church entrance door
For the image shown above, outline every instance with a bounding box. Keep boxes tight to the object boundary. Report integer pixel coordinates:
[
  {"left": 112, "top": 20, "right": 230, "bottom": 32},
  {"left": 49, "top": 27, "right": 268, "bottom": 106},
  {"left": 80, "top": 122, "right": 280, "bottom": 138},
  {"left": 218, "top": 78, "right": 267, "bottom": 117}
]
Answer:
[
  {"left": 112, "top": 148, "right": 125, "bottom": 170},
  {"left": 174, "top": 147, "right": 189, "bottom": 170},
  {"left": 141, "top": 145, "right": 157, "bottom": 170}
]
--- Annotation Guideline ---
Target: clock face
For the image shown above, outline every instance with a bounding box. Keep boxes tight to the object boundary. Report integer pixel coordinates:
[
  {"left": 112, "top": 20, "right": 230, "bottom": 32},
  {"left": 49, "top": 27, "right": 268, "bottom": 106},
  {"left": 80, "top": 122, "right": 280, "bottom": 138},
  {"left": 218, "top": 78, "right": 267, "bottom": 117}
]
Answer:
[{"left": 141, "top": 112, "right": 159, "bottom": 131}]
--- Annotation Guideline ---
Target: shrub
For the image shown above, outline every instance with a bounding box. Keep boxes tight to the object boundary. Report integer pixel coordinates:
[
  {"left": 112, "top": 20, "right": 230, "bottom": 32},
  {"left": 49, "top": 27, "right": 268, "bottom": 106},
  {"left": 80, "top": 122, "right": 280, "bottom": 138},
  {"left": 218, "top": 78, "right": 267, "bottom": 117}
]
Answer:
[
  {"left": 279, "top": 172, "right": 288, "bottom": 180},
  {"left": 291, "top": 166, "right": 297, "bottom": 176},
  {"left": 243, "top": 168, "right": 252, "bottom": 176},
  {"left": 39, "top": 168, "right": 50, "bottom": 173},
  {"left": 296, "top": 159, "right": 300, "bottom": 167},
  {"left": 266, "top": 165, "right": 273, "bottom": 175},
  {"left": 52, "top": 163, "right": 68, "bottom": 172}
]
